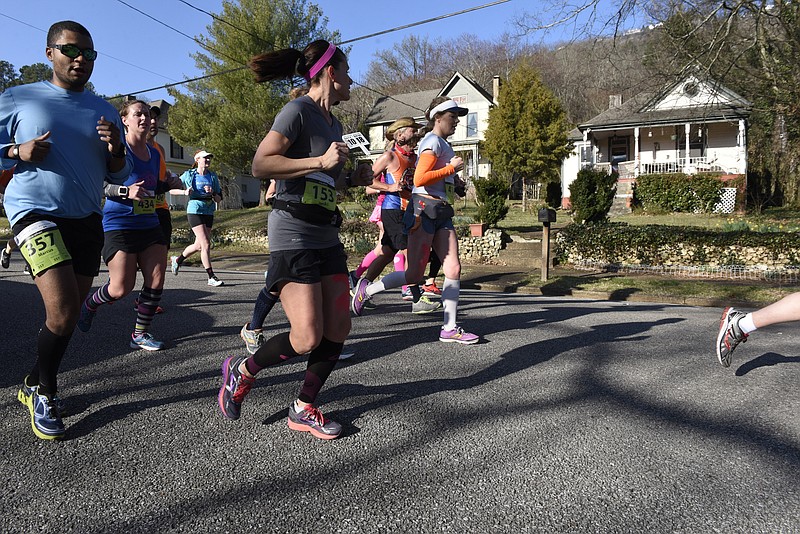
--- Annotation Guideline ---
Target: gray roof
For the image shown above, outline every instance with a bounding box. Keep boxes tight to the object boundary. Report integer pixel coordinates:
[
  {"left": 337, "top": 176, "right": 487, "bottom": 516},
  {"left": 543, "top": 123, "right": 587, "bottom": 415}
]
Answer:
[
  {"left": 579, "top": 81, "right": 751, "bottom": 131},
  {"left": 366, "top": 89, "right": 439, "bottom": 125}
]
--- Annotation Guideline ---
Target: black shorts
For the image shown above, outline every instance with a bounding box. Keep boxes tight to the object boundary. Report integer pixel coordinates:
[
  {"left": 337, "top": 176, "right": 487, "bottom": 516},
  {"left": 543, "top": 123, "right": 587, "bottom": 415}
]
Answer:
[
  {"left": 266, "top": 243, "right": 348, "bottom": 293},
  {"left": 187, "top": 213, "right": 214, "bottom": 228},
  {"left": 156, "top": 208, "right": 172, "bottom": 245},
  {"left": 380, "top": 208, "right": 407, "bottom": 252},
  {"left": 12, "top": 212, "right": 103, "bottom": 278},
  {"left": 102, "top": 226, "right": 168, "bottom": 264}
]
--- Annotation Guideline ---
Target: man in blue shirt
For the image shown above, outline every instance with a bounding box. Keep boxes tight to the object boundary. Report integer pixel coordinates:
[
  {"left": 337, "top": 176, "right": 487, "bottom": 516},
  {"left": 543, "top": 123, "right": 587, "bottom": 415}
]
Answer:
[{"left": 0, "top": 20, "right": 131, "bottom": 440}]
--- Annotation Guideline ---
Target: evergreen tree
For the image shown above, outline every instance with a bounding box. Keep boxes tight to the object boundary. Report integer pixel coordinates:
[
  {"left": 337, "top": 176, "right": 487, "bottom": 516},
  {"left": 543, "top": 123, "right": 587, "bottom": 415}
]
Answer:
[
  {"left": 167, "top": 0, "right": 338, "bottom": 204},
  {"left": 483, "top": 61, "right": 572, "bottom": 209}
]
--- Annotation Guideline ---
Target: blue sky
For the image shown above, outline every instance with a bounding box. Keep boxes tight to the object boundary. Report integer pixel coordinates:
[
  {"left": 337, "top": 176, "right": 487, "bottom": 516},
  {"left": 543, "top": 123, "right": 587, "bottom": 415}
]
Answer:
[{"left": 2, "top": 0, "right": 533, "bottom": 102}]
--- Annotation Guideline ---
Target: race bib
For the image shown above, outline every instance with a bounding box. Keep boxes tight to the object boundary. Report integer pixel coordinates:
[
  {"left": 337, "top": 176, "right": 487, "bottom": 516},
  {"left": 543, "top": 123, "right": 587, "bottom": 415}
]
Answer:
[
  {"left": 445, "top": 183, "right": 455, "bottom": 205},
  {"left": 302, "top": 172, "right": 337, "bottom": 211},
  {"left": 15, "top": 220, "right": 72, "bottom": 276},
  {"left": 133, "top": 197, "right": 156, "bottom": 215}
]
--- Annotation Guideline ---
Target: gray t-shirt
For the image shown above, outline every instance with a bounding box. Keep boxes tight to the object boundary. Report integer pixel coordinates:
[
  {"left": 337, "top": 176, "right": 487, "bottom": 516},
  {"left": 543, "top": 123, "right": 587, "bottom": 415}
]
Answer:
[{"left": 268, "top": 95, "right": 344, "bottom": 251}]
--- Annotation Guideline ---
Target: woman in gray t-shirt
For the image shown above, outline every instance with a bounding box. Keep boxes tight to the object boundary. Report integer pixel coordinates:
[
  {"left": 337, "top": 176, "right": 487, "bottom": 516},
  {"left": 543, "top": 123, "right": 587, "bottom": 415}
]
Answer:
[{"left": 216, "top": 39, "right": 371, "bottom": 440}]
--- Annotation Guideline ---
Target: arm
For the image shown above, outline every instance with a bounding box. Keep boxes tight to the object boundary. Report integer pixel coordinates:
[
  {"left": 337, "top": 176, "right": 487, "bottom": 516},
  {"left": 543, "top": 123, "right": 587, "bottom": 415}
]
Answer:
[
  {"left": 414, "top": 151, "right": 454, "bottom": 187},
  {"left": 367, "top": 152, "right": 402, "bottom": 193},
  {"left": 251, "top": 130, "right": 348, "bottom": 180}
]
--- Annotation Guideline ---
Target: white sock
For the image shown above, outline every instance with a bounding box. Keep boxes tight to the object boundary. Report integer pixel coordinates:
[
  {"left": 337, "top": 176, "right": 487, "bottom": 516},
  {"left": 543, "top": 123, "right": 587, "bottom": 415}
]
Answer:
[
  {"left": 739, "top": 313, "right": 757, "bottom": 334},
  {"left": 442, "top": 277, "right": 460, "bottom": 330},
  {"left": 366, "top": 270, "right": 406, "bottom": 297}
]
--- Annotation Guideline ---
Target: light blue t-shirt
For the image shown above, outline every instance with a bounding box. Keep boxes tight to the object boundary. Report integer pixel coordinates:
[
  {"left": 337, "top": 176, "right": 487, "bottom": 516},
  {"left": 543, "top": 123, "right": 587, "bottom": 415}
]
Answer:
[
  {"left": 414, "top": 132, "right": 455, "bottom": 201},
  {"left": 0, "top": 81, "right": 131, "bottom": 226},
  {"left": 180, "top": 169, "right": 221, "bottom": 215}
]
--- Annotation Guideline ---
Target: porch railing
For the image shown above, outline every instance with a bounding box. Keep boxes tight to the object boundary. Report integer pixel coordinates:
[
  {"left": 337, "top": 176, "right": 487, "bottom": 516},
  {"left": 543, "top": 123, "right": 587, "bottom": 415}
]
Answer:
[{"left": 589, "top": 157, "right": 730, "bottom": 178}]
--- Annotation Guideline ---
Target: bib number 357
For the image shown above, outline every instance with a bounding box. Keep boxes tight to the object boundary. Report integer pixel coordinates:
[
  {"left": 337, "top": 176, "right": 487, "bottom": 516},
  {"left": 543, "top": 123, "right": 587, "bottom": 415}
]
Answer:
[{"left": 15, "top": 220, "right": 72, "bottom": 276}]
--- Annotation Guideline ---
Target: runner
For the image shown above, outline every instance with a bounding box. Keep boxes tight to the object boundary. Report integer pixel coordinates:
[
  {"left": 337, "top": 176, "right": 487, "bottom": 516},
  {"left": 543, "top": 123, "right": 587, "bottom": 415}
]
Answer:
[
  {"left": 171, "top": 150, "right": 225, "bottom": 286},
  {"left": 78, "top": 100, "right": 184, "bottom": 350},
  {"left": 1, "top": 21, "right": 132, "bottom": 439},
  {"left": 351, "top": 97, "right": 480, "bottom": 345},
  {"left": 218, "top": 39, "right": 372, "bottom": 439},
  {"left": 353, "top": 116, "right": 440, "bottom": 313}
]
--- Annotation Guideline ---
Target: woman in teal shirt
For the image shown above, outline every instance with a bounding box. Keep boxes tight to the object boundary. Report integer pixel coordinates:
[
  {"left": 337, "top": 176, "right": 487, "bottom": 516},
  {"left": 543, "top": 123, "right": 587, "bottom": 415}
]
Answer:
[{"left": 171, "top": 149, "right": 224, "bottom": 286}]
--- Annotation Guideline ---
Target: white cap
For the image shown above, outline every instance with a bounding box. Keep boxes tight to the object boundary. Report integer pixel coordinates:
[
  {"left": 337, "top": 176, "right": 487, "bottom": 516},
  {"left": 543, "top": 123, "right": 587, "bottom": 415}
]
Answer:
[
  {"left": 194, "top": 150, "right": 213, "bottom": 160},
  {"left": 429, "top": 100, "right": 469, "bottom": 118}
]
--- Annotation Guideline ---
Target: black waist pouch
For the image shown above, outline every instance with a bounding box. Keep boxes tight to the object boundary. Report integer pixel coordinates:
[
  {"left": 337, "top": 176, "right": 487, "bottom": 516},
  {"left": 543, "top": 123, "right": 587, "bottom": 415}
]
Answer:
[
  {"left": 412, "top": 194, "right": 454, "bottom": 221},
  {"left": 273, "top": 199, "right": 342, "bottom": 227}
]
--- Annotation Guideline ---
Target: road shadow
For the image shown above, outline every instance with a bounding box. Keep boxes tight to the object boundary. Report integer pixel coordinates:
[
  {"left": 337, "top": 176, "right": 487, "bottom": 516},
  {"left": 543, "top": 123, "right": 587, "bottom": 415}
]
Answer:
[{"left": 735, "top": 352, "right": 800, "bottom": 376}]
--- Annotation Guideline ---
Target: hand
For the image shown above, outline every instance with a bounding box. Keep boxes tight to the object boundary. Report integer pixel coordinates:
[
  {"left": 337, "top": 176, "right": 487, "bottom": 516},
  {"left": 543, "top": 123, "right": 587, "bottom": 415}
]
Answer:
[
  {"left": 449, "top": 156, "right": 464, "bottom": 172},
  {"left": 387, "top": 182, "right": 402, "bottom": 193},
  {"left": 17, "top": 131, "right": 52, "bottom": 162},
  {"left": 203, "top": 185, "right": 213, "bottom": 194},
  {"left": 351, "top": 162, "right": 374, "bottom": 186},
  {"left": 127, "top": 181, "right": 149, "bottom": 200},
  {"left": 96, "top": 116, "right": 123, "bottom": 155},
  {"left": 319, "top": 142, "right": 349, "bottom": 170}
]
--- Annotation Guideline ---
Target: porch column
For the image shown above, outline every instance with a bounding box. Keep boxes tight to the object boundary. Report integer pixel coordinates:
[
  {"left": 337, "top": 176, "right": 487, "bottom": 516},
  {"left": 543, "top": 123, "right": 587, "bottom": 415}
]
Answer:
[
  {"left": 683, "top": 123, "right": 691, "bottom": 172},
  {"left": 634, "top": 127, "right": 640, "bottom": 178},
  {"left": 738, "top": 119, "right": 747, "bottom": 174}
]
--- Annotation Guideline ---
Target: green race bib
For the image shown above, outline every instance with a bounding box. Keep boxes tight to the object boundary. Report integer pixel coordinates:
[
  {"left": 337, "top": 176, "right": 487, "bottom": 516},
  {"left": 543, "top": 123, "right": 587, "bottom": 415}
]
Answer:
[
  {"left": 302, "top": 180, "right": 337, "bottom": 211},
  {"left": 133, "top": 197, "right": 156, "bottom": 215},
  {"left": 16, "top": 221, "right": 72, "bottom": 276}
]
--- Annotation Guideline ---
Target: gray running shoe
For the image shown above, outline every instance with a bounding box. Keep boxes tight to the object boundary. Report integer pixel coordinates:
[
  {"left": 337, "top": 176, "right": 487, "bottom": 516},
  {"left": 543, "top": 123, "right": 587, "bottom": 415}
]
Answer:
[
  {"left": 412, "top": 296, "right": 442, "bottom": 314},
  {"left": 240, "top": 323, "right": 265, "bottom": 355},
  {"left": 287, "top": 403, "right": 341, "bottom": 440},
  {"left": 716, "top": 307, "right": 748, "bottom": 367},
  {"left": 171, "top": 256, "right": 180, "bottom": 276}
]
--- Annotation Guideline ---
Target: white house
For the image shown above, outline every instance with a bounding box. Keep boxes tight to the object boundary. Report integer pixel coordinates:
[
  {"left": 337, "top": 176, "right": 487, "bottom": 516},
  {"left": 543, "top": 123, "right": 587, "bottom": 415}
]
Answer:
[
  {"left": 560, "top": 75, "right": 751, "bottom": 211},
  {"left": 364, "top": 72, "right": 499, "bottom": 182}
]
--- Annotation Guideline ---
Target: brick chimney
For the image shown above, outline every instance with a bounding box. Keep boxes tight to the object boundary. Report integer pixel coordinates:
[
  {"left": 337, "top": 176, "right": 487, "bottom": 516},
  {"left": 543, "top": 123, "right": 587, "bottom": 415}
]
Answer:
[
  {"left": 609, "top": 94, "right": 623, "bottom": 109},
  {"left": 493, "top": 75, "right": 500, "bottom": 105}
]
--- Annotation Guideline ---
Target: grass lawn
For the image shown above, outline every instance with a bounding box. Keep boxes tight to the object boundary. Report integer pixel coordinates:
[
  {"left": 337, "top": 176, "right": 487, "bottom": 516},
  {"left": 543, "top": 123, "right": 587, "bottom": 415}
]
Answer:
[{"left": 3, "top": 203, "right": 799, "bottom": 305}]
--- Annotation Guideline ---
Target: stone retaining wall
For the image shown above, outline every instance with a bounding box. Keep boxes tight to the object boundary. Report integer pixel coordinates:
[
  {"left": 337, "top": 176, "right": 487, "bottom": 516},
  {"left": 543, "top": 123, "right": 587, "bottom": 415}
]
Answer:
[{"left": 174, "top": 226, "right": 504, "bottom": 260}]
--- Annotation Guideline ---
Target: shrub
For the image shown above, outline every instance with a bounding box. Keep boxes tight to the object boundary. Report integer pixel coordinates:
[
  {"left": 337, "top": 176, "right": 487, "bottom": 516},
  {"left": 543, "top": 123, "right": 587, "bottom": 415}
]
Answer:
[
  {"left": 633, "top": 173, "right": 723, "bottom": 213},
  {"left": 473, "top": 175, "right": 510, "bottom": 227},
  {"left": 569, "top": 166, "right": 617, "bottom": 223}
]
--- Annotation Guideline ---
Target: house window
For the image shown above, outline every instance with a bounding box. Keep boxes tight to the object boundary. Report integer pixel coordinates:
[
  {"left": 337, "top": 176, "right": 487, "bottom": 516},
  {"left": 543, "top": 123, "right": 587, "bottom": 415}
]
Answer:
[
  {"left": 466, "top": 112, "right": 478, "bottom": 138},
  {"left": 170, "top": 137, "right": 184, "bottom": 160},
  {"left": 677, "top": 126, "right": 705, "bottom": 158},
  {"left": 609, "top": 135, "right": 629, "bottom": 171}
]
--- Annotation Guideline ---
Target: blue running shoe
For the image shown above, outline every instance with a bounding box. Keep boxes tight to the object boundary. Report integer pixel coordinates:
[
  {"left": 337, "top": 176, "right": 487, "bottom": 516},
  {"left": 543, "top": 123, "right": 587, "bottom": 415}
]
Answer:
[
  {"left": 350, "top": 277, "right": 371, "bottom": 316},
  {"left": 287, "top": 403, "right": 341, "bottom": 440},
  {"left": 218, "top": 355, "right": 255, "bottom": 420},
  {"left": 25, "top": 389, "right": 65, "bottom": 440},
  {"left": 171, "top": 255, "right": 180, "bottom": 276},
  {"left": 76, "top": 297, "right": 96, "bottom": 333},
  {"left": 130, "top": 332, "right": 165, "bottom": 351},
  {"left": 17, "top": 376, "right": 65, "bottom": 415}
]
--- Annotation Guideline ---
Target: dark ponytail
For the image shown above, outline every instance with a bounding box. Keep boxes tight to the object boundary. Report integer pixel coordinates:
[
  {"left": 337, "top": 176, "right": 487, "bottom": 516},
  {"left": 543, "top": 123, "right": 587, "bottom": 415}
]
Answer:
[{"left": 249, "top": 40, "right": 347, "bottom": 85}]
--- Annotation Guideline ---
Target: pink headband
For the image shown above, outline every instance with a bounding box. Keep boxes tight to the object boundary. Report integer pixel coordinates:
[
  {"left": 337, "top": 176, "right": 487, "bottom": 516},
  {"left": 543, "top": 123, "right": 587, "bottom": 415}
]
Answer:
[{"left": 305, "top": 43, "right": 337, "bottom": 81}]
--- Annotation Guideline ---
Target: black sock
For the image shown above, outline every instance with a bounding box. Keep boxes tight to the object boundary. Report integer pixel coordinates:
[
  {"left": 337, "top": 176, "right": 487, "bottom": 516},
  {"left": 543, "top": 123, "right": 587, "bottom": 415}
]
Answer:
[
  {"left": 410, "top": 285, "right": 422, "bottom": 304},
  {"left": 248, "top": 332, "right": 302, "bottom": 373},
  {"left": 250, "top": 289, "right": 279, "bottom": 330},
  {"left": 34, "top": 325, "right": 72, "bottom": 397},
  {"left": 176, "top": 254, "right": 186, "bottom": 265},
  {"left": 206, "top": 268, "right": 216, "bottom": 279},
  {"left": 298, "top": 337, "right": 343, "bottom": 404}
]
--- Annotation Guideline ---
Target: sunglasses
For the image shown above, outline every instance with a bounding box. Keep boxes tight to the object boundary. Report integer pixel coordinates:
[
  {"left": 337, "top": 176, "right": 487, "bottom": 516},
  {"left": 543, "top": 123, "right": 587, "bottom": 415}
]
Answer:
[{"left": 49, "top": 44, "right": 98, "bottom": 61}]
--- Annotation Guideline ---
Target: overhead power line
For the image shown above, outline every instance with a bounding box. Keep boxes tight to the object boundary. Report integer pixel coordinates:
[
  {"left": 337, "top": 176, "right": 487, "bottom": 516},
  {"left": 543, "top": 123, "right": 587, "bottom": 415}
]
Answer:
[
  {"left": 0, "top": 12, "right": 180, "bottom": 83},
  {"left": 110, "top": 0, "right": 513, "bottom": 106}
]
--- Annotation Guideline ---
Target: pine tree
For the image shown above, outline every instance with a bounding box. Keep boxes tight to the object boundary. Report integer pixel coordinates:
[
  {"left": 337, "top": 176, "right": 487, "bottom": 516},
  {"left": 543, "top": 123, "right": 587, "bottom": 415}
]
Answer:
[
  {"left": 167, "top": 0, "right": 339, "bottom": 204},
  {"left": 483, "top": 61, "right": 573, "bottom": 210}
]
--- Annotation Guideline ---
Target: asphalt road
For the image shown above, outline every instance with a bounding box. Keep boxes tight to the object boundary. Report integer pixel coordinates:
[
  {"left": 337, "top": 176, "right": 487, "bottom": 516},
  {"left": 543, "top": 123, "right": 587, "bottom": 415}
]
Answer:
[{"left": 1, "top": 261, "right": 798, "bottom": 533}]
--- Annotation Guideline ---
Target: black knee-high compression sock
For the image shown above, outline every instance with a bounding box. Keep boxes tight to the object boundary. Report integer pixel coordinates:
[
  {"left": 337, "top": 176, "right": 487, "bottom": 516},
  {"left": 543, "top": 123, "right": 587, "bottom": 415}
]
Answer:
[
  {"left": 246, "top": 332, "right": 302, "bottom": 374},
  {"left": 33, "top": 325, "right": 72, "bottom": 397},
  {"left": 298, "top": 337, "right": 343, "bottom": 404}
]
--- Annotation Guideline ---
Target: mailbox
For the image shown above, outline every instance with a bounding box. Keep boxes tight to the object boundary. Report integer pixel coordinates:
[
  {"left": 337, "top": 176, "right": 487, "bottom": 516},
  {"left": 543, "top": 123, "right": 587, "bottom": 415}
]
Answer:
[{"left": 537, "top": 208, "right": 557, "bottom": 223}]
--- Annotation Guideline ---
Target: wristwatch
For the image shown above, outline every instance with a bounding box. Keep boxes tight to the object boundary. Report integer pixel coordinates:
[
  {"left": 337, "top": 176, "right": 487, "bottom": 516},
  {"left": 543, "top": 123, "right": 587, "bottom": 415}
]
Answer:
[
  {"left": 9, "top": 145, "right": 19, "bottom": 159},
  {"left": 118, "top": 186, "right": 129, "bottom": 199}
]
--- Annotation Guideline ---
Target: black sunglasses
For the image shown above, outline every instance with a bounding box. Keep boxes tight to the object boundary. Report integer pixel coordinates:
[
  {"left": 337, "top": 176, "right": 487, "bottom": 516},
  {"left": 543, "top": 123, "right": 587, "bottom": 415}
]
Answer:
[{"left": 49, "top": 44, "right": 98, "bottom": 61}]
